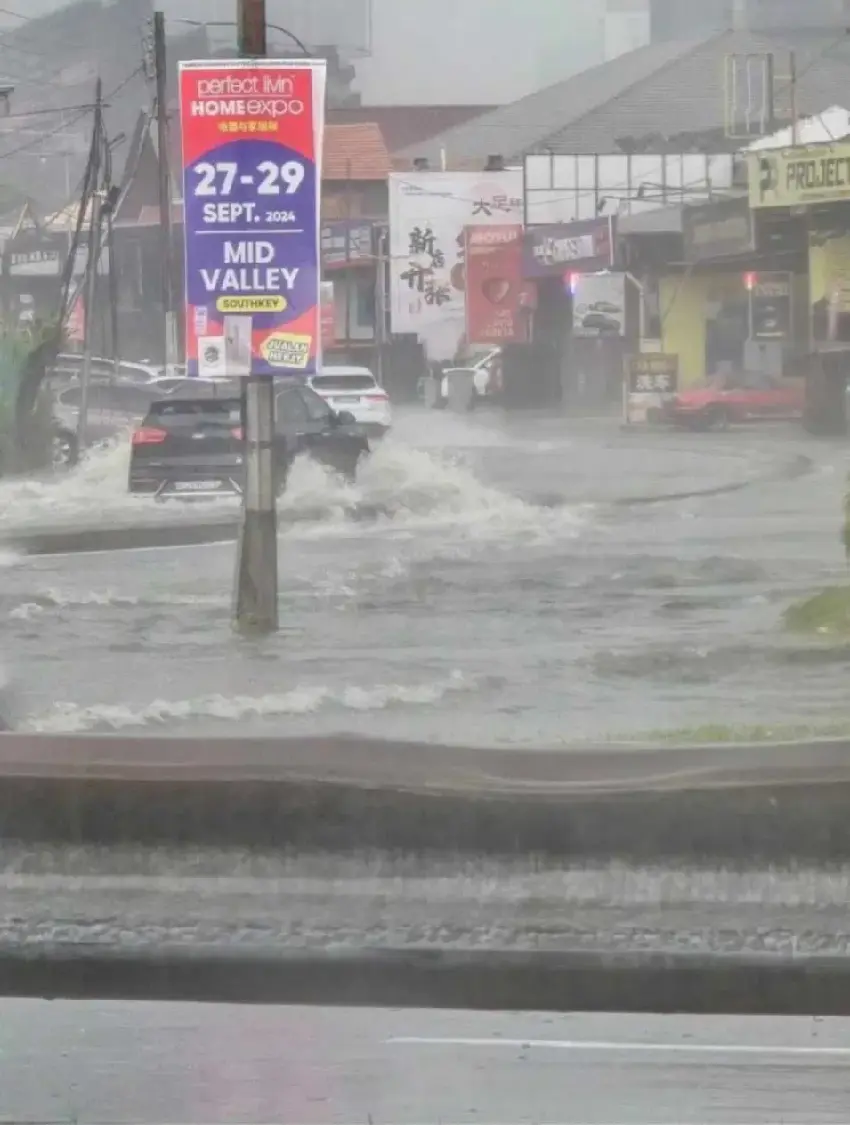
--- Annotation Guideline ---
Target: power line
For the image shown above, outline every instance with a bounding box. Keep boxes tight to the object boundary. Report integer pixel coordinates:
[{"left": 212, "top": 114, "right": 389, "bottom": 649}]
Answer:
[
  {"left": 0, "top": 104, "right": 90, "bottom": 161},
  {"left": 0, "top": 101, "right": 100, "bottom": 120},
  {"left": 0, "top": 65, "right": 143, "bottom": 163}
]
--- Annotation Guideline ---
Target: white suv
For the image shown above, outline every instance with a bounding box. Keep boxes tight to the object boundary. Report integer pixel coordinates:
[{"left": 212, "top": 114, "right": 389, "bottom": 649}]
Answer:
[{"left": 306, "top": 365, "right": 392, "bottom": 436}]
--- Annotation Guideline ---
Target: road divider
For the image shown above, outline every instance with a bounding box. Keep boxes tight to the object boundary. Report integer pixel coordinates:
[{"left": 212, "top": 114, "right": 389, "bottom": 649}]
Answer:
[{"left": 0, "top": 732, "right": 849, "bottom": 860}]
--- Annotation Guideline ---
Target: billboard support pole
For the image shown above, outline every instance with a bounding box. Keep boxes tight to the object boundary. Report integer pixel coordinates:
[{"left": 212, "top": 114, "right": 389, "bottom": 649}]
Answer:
[
  {"left": 153, "top": 11, "right": 178, "bottom": 375},
  {"left": 232, "top": 0, "right": 279, "bottom": 636}
]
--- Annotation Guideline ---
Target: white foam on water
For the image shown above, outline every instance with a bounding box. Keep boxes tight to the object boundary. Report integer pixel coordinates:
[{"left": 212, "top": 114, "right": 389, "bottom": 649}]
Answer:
[
  {"left": 0, "top": 429, "right": 588, "bottom": 547},
  {"left": 8, "top": 602, "right": 44, "bottom": 621},
  {"left": 26, "top": 670, "right": 472, "bottom": 733},
  {"left": 0, "top": 437, "right": 238, "bottom": 532},
  {"left": 23, "top": 587, "right": 227, "bottom": 610},
  {"left": 0, "top": 548, "right": 22, "bottom": 568},
  {"left": 282, "top": 441, "right": 589, "bottom": 545}
]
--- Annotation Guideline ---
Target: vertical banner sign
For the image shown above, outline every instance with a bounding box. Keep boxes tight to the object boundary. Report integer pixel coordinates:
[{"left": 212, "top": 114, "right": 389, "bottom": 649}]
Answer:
[
  {"left": 179, "top": 59, "right": 327, "bottom": 377},
  {"left": 464, "top": 224, "right": 526, "bottom": 344}
]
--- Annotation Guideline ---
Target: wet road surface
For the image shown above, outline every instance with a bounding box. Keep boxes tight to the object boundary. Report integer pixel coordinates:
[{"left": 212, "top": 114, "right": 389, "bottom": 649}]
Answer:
[
  {"left": 0, "top": 410, "right": 846, "bottom": 742},
  {"left": 1, "top": 1001, "right": 847, "bottom": 1123}
]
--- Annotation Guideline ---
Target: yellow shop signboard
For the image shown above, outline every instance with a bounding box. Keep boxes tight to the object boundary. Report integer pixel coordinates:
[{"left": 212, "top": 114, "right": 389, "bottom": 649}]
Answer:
[{"left": 748, "top": 142, "right": 850, "bottom": 209}]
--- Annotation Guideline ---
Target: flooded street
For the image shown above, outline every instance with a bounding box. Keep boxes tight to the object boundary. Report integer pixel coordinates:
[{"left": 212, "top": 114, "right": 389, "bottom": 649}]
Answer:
[{"left": 0, "top": 409, "right": 847, "bottom": 743}]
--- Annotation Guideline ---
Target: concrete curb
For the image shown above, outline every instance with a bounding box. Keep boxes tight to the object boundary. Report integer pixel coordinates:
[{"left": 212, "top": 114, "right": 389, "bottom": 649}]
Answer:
[
  {"left": 1, "top": 944, "right": 849, "bottom": 1014},
  {"left": 1, "top": 733, "right": 850, "bottom": 860}
]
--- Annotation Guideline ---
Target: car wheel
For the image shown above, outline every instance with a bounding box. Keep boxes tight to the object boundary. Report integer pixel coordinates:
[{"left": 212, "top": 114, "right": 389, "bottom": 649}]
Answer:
[{"left": 52, "top": 429, "right": 78, "bottom": 471}]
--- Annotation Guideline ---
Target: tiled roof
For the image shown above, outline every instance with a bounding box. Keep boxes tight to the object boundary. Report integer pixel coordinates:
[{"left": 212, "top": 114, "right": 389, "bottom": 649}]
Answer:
[
  {"left": 323, "top": 122, "right": 394, "bottom": 180},
  {"left": 396, "top": 27, "right": 850, "bottom": 166},
  {"left": 326, "top": 105, "right": 496, "bottom": 153}
]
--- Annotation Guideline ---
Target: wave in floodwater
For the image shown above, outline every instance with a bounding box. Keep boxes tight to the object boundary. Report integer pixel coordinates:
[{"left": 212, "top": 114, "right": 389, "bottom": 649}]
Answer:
[
  {"left": 25, "top": 670, "right": 472, "bottom": 733},
  {"left": 0, "top": 435, "right": 588, "bottom": 544}
]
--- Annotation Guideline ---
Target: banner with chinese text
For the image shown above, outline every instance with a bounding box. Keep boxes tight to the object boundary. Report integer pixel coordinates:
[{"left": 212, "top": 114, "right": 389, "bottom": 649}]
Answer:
[
  {"left": 179, "top": 58, "right": 326, "bottom": 376},
  {"left": 388, "top": 170, "right": 523, "bottom": 360}
]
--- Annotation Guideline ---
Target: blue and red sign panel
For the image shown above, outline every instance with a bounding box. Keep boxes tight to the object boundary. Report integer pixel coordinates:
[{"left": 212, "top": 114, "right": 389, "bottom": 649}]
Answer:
[{"left": 178, "top": 59, "right": 326, "bottom": 377}]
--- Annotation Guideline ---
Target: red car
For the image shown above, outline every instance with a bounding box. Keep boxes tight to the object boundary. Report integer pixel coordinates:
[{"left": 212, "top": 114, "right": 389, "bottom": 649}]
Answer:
[{"left": 665, "top": 371, "right": 804, "bottom": 430}]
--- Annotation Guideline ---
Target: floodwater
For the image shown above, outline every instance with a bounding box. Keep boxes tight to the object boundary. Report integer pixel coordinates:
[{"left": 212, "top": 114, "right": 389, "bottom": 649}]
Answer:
[{"left": 0, "top": 409, "right": 847, "bottom": 744}]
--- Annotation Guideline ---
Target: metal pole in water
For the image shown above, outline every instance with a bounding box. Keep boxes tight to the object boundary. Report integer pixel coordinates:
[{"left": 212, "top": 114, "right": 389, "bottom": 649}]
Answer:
[{"left": 232, "top": 0, "right": 279, "bottom": 635}]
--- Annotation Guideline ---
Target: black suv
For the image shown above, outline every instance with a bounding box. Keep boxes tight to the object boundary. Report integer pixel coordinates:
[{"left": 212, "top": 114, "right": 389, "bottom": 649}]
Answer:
[{"left": 128, "top": 382, "right": 369, "bottom": 498}]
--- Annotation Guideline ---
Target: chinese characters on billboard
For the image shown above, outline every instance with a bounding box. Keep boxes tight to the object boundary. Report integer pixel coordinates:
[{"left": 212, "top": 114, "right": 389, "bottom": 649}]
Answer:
[
  {"left": 178, "top": 59, "right": 326, "bottom": 377},
  {"left": 388, "top": 171, "right": 523, "bottom": 360}
]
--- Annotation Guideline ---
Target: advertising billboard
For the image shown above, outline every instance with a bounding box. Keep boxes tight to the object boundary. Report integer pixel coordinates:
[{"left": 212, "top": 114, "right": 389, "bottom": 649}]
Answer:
[
  {"left": 178, "top": 58, "right": 326, "bottom": 377},
  {"left": 523, "top": 218, "right": 615, "bottom": 277},
  {"left": 464, "top": 224, "right": 527, "bottom": 344},
  {"left": 749, "top": 141, "right": 850, "bottom": 210},
  {"left": 388, "top": 170, "right": 523, "bottom": 360}
]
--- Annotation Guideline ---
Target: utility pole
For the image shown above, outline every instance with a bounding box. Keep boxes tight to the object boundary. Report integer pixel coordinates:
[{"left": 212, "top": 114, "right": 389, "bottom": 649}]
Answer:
[
  {"left": 103, "top": 139, "right": 120, "bottom": 381},
  {"left": 232, "top": 0, "right": 279, "bottom": 635},
  {"left": 153, "top": 10, "right": 178, "bottom": 375},
  {"left": 78, "top": 78, "right": 103, "bottom": 455},
  {"left": 374, "top": 224, "right": 387, "bottom": 388}
]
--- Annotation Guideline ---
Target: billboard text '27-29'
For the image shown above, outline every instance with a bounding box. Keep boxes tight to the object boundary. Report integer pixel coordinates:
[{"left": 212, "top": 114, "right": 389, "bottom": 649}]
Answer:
[{"left": 178, "top": 59, "right": 326, "bottom": 376}]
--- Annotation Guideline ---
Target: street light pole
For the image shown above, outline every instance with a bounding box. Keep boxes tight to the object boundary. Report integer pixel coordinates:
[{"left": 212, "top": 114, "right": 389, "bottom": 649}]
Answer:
[{"left": 232, "top": 0, "right": 279, "bottom": 635}]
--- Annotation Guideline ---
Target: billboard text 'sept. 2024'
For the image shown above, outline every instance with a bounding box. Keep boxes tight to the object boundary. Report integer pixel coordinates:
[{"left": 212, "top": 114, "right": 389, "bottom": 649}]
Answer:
[{"left": 179, "top": 60, "right": 326, "bottom": 377}]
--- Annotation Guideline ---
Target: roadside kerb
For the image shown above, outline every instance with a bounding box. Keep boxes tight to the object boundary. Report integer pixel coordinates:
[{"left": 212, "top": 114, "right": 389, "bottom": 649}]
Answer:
[{"left": 0, "top": 733, "right": 849, "bottom": 860}]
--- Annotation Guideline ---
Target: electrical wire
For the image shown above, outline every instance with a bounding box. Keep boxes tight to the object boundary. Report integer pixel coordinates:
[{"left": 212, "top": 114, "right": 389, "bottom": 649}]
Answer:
[{"left": 0, "top": 64, "right": 143, "bottom": 163}]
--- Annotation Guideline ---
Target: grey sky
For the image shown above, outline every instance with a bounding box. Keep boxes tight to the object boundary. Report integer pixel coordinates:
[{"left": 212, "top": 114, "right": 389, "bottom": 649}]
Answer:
[{"left": 0, "top": 0, "right": 605, "bottom": 104}]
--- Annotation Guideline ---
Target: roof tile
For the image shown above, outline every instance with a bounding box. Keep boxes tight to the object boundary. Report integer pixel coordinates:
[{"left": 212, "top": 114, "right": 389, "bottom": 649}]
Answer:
[
  {"left": 326, "top": 106, "right": 495, "bottom": 153},
  {"left": 323, "top": 123, "right": 393, "bottom": 180}
]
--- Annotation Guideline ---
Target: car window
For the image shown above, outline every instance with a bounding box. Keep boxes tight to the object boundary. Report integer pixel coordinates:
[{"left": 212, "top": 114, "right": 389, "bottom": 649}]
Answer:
[
  {"left": 98, "top": 384, "right": 158, "bottom": 414},
  {"left": 149, "top": 399, "right": 240, "bottom": 421},
  {"left": 276, "top": 388, "right": 309, "bottom": 426},
  {"left": 311, "top": 373, "right": 376, "bottom": 391},
  {"left": 300, "top": 386, "right": 333, "bottom": 422}
]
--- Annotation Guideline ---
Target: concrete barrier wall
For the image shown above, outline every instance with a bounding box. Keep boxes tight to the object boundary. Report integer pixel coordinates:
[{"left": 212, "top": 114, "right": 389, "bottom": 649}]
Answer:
[
  {"left": 1, "top": 733, "right": 849, "bottom": 860},
  {"left": 3, "top": 945, "right": 850, "bottom": 1014}
]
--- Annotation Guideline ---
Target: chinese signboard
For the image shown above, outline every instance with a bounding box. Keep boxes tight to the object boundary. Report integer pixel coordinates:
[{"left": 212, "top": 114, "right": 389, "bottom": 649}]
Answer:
[
  {"left": 178, "top": 58, "right": 327, "bottom": 377},
  {"left": 321, "top": 220, "right": 375, "bottom": 269},
  {"left": 682, "top": 196, "right": 753, "bottom": 263},
  {"left": 748, "top": 141, "right": 850, "bottom": 209},
  {"left": 388, "top": 170, "right": 523, "bottom": 360},
  {"left": 523, "top": 218, "right": 614, "bottom": 277},
  {"left": 748, "top": 272, "right": 792, "bottom": 340},
  {"left": 625, "top": 352, "right": 678, "bottom": 424},
  {"left": 464, "top": 224, "right": 527, "bottom": 344}
]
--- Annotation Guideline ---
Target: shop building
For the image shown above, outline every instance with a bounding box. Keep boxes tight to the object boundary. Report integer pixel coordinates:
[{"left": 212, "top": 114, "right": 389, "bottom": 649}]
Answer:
[{"left": 748, "top": 137, "right": 850, "bottom": 432}]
